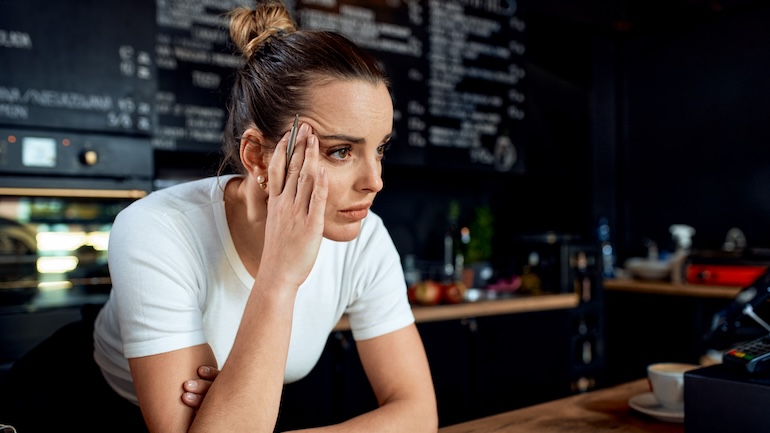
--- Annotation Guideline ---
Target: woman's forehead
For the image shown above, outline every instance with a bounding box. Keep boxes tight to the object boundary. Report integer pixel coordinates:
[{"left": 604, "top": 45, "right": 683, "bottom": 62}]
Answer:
[{"left": 303, "top": 80, "right": 393, "bottom": 138}]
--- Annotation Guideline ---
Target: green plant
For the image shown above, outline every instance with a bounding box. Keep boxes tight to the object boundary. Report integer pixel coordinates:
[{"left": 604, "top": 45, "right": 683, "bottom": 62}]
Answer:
[{"left": 466, "top": 206, "right": 494, "bottom": 264}]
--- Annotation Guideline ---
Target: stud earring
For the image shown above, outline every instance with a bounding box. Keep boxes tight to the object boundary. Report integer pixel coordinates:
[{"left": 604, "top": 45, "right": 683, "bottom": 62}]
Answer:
[{"left": 257, "top": 175, "right": 267, "bottom": 189}]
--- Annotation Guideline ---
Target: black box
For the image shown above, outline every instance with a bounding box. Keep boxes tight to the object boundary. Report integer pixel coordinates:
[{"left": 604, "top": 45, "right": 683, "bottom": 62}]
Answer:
[{"left": 684, "top": 363, "right": 770, "bottom": 432}]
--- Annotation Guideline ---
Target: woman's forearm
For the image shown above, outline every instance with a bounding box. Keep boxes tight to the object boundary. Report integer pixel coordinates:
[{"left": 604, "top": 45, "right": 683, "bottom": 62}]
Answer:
[
  {"left": 190, "top": 281, "right": 298, "bottom": 433},
  {"left": 284, "top": 397, "right": 438, "bottom": 433}
]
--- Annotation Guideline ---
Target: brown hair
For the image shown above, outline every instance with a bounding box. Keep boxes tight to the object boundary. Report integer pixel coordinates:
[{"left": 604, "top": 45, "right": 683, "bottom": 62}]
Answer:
[{"left": 219, "top": 0, "right": 392, "bottom": 175}]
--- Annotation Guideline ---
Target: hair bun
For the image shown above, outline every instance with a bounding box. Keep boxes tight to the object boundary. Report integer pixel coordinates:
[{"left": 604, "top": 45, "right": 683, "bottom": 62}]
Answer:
[{"left": 229, "top": 1, "right": 296, "bottom": 58}]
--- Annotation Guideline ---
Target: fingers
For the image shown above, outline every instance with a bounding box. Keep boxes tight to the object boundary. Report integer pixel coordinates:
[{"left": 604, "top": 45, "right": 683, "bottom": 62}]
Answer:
[
  {"left": 269, "top": 122, "right": 311, "bottom": 196},
  {"left": 182, "top": 390, "right": 203, "bottom": 408},
  {"left": 308, "top": 164, "right": 328, "bottom": 227},
  {"left": 267, "top": 121, "right": 326, "bottom": 222},
  {"left": 183, "top": 378, "right": 212, "bottom": 394},
  {"left": 197, "top": 365, "right": 219, "bottom": 380},
  {"left": 180, "top": 366, "right": 219, "bottom": 409},
  {"left": 296, "top": 135, "right": 326, "bottom": 213},
  {"left": 283, "top": 123, "right": 311, "bottom": 196},
  {"left": 182, "top": 379, "right": 211, "bottom": 409}
]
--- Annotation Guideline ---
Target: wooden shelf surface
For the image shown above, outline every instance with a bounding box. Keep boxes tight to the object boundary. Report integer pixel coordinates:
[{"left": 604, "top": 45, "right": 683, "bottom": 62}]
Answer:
[
  {"left": 334, "top": 293, "right": 579, "bottom": 331},
  {"left": 603, "top": 278, "right": 742, "bottom": 299}
]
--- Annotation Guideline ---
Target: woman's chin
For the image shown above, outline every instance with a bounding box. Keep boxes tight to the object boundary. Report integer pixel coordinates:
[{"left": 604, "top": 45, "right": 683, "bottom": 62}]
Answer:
[{"left": 323, "top": 222, "right": 362, "bottom": 242}]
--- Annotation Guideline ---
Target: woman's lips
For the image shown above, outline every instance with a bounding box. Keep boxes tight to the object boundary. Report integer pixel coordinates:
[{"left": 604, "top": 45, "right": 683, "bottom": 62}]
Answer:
[{"left": 339, "top": 207, "right": 369, "bottom": 221}]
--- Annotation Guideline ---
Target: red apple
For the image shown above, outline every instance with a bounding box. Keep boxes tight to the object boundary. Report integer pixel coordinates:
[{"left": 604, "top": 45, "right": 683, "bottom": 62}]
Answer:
[
  {"left": 410, "top": 280, "right": 443, "bottom": 306},
  {"left": 442, "top": 281, "right": 467, "bottom": 304}
]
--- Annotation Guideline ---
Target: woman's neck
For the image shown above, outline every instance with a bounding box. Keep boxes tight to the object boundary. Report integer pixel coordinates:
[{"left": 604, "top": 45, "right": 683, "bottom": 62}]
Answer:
[{"left": 224, "top": 175, "right": 267, "bottom": 277}]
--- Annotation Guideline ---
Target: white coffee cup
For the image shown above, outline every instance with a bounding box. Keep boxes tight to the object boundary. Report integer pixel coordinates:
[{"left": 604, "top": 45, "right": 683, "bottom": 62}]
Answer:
[{"left": 647, "top": 362, "right": 700, "bottom": 410}]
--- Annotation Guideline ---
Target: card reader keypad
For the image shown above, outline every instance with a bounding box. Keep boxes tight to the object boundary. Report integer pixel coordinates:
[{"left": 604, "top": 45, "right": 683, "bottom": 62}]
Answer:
[{"left": 724, "top": 335, "right": 770, "bottom": 373}]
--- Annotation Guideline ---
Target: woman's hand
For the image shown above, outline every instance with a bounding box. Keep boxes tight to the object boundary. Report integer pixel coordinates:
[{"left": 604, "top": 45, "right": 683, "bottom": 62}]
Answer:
[
  {"left": 261, "top": 122, "right": 328, "bottom": 289},
  {"left": 181, "top": 366, "right": 220, "bottom": 409}
]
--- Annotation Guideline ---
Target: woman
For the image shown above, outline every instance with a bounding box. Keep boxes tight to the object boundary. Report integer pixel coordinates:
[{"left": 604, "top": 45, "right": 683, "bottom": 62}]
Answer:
[{"left": 92, "top": 1, "right": 437, "bottom": 432}]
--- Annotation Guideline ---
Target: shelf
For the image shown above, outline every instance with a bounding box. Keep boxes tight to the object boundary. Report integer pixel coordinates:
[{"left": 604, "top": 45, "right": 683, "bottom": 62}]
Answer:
[
  {"left": 334, "top": 293, "right": 579, "bottom": 331},
  {"left": 603, "top": 278, "right": 742, "bottom": 299}
]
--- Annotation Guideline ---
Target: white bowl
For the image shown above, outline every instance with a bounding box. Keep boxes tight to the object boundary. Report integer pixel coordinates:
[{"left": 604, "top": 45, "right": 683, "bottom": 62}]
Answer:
[{"left": 625, "top": 257, "right": 671, "bottom": 280}]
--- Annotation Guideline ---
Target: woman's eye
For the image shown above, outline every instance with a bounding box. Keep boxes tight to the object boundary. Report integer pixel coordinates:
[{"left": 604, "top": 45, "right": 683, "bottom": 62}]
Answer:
[
  {"left": 329, "top": 147, "right": 351, "bottom": 160},
  {"left": 377, "top": 142, "right": 391, "bottom": 157}
]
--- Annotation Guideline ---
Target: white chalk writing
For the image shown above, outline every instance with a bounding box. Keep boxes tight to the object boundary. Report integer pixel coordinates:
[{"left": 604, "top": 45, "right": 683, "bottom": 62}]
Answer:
[
  {"left": 0, "top": 86, "right": 113, "bottom": 111},
  {"left": 0, "top": 29, "right": 32, "bottom": 49},
  {"left": 300, "top": 8, "right": 422, "bottom": 57}
]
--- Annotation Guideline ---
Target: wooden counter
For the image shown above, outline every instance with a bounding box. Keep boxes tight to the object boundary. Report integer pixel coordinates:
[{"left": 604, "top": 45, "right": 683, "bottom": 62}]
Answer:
[
  {"left": 603, "top": 278, "right": 741, "bottom": 299},
  {"left": 439, "top": 379, "right": 682, "bottom": 433},
  {"left": 334, "top": 293, "right": 578, "bottom": 331}
]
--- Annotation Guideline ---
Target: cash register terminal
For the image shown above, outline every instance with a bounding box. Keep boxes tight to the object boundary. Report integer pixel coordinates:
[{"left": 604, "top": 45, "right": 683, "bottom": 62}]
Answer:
[{"left": 708, "top": 268, "right": 770, "bottom": 374}]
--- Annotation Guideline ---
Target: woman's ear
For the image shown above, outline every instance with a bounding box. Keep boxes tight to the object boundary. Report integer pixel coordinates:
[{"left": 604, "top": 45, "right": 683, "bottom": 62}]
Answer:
[{"left": 239, "top": 127, "right": 269, "bottom": 173}]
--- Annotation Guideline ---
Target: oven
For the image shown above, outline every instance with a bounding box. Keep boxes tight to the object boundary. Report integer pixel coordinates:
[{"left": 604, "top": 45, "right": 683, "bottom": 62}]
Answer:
[{"left": 0, "top": 127, "right": 152, "bottom": 378}]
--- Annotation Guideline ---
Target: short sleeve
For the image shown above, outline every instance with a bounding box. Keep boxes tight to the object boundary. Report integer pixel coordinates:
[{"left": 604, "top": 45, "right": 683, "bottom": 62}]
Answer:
[
  {"left": 107, "top": 202, "right": 208, "bottom": 358},
  {"left": 344, "top": 216, "right": 414, "bottom": 341}
]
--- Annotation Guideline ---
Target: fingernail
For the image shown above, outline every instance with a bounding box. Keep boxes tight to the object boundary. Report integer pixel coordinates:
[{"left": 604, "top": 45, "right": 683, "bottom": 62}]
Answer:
[
  {"left": 183, "top": 392, "right": 197, "bottom": 402},
  {"left": 186, "top": 380, "right": 198, "bottom": 390},
  {"left": 201, "top": 366, "right": 210, "bottom": 375}
]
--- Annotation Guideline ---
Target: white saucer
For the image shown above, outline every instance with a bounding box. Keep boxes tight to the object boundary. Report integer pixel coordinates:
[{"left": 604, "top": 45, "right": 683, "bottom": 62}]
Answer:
[{"left": 628, "top": 392, "right": 684, "bottom": 423}]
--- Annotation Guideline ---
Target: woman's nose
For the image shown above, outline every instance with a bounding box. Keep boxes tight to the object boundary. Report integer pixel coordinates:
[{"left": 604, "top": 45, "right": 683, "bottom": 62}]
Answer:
[{"left": 356, "top": 158, "right": 384, "bottom": 193}]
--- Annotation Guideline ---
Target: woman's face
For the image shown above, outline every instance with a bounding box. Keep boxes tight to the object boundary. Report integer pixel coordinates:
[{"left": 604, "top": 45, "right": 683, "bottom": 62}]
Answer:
[{"left": 300, "top": 79, "right": 393, "bottom": 242}]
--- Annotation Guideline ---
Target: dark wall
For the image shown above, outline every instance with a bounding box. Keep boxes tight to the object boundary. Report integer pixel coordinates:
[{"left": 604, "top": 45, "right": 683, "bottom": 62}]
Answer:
[
  {"left": 519, "top": 0, "right": 770, "bottom": 263},
  {"left": 619, "top": 1, "right": 770, "bottom": 257}
]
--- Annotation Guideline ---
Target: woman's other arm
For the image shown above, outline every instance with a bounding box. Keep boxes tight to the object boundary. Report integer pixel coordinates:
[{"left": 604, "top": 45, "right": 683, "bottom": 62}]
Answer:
[
  {"left": 181, "top": 324, "right": 438, "bottom": 433},
  {"left": 286, "top": 324, "right": 437, "bottom": 433},
  {"left": 130, "top": 344, "right": 218, "bottom": 431}
]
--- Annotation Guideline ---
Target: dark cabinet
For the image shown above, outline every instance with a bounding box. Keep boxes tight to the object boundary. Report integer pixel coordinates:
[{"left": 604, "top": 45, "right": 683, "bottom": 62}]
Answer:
[
  {"left": 603, "top": 287, "right": 728, "bottom": 386},
  {"left": 466, "top": 311, "right": 574, "bottom": 420},
  {"left": 0, "top": 307, "right": 84, "bottom": 382},
  {"left": 419, "top": 317, "right": 475, "bottom": 426},
  {"left": 278, "top": 307, "right": 586, "bottom": 429}
]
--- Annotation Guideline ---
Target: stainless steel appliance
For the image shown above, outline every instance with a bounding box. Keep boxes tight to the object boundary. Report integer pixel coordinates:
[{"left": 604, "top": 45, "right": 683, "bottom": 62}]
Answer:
[
  {"left": 0, "top": 127, "right": 152, "bottom": 303},
  {"left": 0, "top": 127, "right": 152, "bottom": 379}
]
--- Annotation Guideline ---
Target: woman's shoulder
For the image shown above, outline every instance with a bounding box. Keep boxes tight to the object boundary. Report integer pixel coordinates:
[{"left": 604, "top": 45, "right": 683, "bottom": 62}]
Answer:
[
  {"left": 146, "top": 175, "right": 233, "bottom": 204},
  {"left": 122, "top": 176, "right": 233, "bottom": 216},
  {"left": 112, "top": 176, "right": 235, "bottom": 237}
]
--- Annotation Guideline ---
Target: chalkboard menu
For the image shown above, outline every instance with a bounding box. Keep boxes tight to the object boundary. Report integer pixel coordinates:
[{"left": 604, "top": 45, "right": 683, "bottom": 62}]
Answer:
[
  {"left": 1, "top": 0, "right": 526, "bottom": 173},
  {"left": 152, "top": 0, "right": 249, "bottom": 152},
  {"left": 297, "top": 0, "right": 526, "bottom": 173},
  {"left": 0, "top": 0, "right": 156, "bottom": 136}
]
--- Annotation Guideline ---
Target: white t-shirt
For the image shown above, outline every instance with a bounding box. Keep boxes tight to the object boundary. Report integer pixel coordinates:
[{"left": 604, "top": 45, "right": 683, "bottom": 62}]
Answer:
[{"left": 93, "top": 175, "right": 414, "bottom": 405}]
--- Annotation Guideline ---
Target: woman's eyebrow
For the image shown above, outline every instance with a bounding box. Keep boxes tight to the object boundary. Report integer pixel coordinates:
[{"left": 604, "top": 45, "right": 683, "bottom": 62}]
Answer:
[
  {"left": 317, "top": 133, "right": 365, "bottom": 144},
  {"left": 317, "top": 132, "right": 393, "bottom": 144}
]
